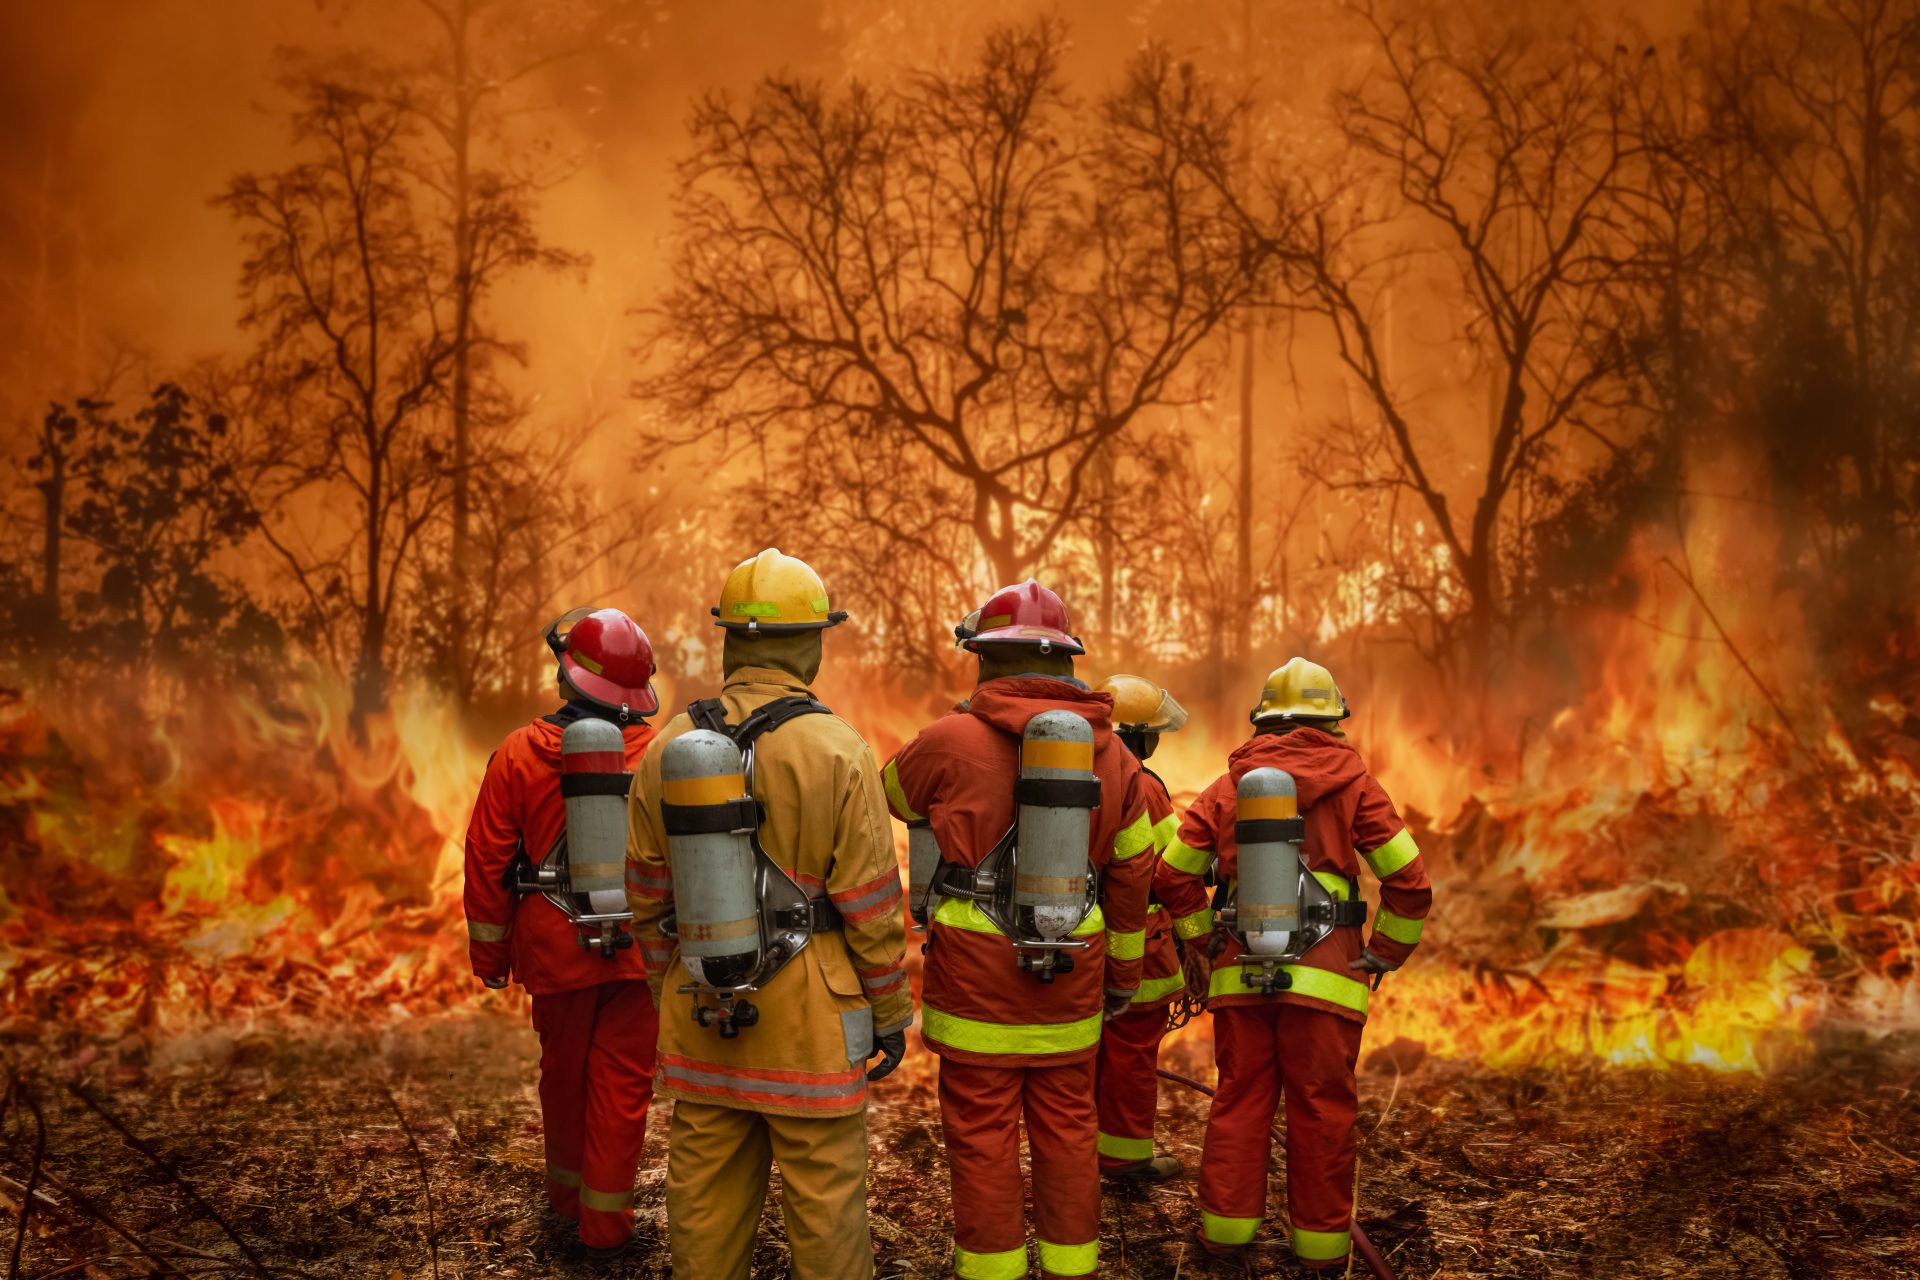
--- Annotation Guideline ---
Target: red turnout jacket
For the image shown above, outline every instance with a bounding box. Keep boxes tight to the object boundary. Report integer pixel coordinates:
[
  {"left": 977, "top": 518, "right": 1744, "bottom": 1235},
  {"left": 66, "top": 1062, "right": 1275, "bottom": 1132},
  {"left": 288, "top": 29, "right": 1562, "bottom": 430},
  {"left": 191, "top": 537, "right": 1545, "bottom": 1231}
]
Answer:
[
  {"left": 463, "top": 713, "right": 656, "bottom": 995},
  {"left": 883, "top": 678, "right": 1158, "bottom": 1068},
  {"left": 1163, "top": 727, "right": 1431, "bottom": 1024}
]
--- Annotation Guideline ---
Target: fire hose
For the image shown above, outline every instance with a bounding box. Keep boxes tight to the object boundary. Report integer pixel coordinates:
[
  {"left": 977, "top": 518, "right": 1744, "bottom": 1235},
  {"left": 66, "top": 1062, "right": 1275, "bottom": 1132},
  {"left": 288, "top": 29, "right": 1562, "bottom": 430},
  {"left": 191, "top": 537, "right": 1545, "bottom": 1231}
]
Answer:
[{"left": 1154, "top": 1067, "right": 1399, "bottom": 1280}]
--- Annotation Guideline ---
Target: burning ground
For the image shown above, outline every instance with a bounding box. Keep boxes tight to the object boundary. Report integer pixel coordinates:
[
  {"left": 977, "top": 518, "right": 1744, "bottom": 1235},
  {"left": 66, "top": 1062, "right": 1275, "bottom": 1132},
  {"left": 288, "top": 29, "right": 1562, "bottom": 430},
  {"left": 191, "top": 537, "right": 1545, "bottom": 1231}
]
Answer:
[{"left": 2, "top": 1015, "right": 1918, "bottom": 1279}]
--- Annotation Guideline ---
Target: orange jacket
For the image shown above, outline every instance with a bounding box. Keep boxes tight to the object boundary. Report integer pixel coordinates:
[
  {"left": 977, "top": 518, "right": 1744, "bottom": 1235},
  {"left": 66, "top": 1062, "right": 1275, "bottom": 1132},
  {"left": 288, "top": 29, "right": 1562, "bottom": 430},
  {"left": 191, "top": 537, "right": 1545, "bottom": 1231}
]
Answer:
[
  {"left": 1131, "top": 768, "right": 1211, "bottom": 1006},
  {"left": 1162, "top": 727, "right": 1431, "bottom": 1023},
  {"left": 463, "top": 713, "right": 656, "bottom": 996},
  {"left": 883, "top": 677, "right": 1157, "bottom": 1067}
]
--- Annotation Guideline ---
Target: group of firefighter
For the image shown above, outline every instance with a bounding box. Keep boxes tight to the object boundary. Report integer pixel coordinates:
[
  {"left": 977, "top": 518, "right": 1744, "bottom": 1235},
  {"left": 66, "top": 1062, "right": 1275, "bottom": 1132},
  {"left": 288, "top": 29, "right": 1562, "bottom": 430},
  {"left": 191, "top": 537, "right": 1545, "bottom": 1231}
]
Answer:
[{"left": 462, "top": 549, "right": 1435, "bottom": 1279}]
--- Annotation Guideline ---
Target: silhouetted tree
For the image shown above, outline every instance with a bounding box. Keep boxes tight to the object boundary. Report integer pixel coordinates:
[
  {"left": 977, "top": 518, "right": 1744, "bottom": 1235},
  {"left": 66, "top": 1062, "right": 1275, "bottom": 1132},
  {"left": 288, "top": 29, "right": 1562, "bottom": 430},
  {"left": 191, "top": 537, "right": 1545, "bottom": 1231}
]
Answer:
[
  {"left": 639, "top": 19, "right": 1278, "bottom": 642},
  {"left": 1274, "top": 3, "right": 1660, "bottom": 668}
]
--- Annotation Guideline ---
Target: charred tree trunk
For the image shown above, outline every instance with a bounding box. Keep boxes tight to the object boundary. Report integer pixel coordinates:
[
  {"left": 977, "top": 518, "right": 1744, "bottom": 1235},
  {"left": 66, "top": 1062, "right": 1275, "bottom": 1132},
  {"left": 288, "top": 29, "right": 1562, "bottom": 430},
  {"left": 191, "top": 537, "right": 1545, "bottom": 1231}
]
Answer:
[{"left": 449, "top": 0, "right": 475, "bottom": 701}]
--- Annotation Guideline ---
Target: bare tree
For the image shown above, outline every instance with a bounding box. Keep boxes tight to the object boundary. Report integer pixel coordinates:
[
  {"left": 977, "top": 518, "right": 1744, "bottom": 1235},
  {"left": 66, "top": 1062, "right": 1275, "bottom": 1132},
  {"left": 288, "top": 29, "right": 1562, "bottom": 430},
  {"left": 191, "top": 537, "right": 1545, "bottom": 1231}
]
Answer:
[
  {"left": 1697, "top": 0, "right": 1920, "bottom": 612},
  {"left": 638, "top": 20, "right": 1277, "bottom": 618},
  {"left": 217, "top": 74, "right": 552, "bottom": 720},
  {"left": 1274, "top": 3, "right": 1657, "bottom": 665}
]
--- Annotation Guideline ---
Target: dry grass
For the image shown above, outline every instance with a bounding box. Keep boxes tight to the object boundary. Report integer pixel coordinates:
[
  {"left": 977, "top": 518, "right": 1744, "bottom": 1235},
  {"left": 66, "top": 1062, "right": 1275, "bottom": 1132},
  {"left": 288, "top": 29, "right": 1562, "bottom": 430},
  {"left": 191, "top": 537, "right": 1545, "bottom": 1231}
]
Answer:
[{"left": 3, "top": 1013, "right": 1916, "bottom": 1279}]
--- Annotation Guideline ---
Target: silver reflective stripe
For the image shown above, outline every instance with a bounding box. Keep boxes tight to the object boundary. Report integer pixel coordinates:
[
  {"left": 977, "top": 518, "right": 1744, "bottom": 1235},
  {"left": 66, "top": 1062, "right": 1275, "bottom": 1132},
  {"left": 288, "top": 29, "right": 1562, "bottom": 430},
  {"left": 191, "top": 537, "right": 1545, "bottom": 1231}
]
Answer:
[
  {"left": 841, "top": 1006, "right": 874, "bottom": 1064},
  {"left": 466, "top": 920, "right": 507, "bottom": 942},
  {"left": 658, "top": 1060, "right": 865, "bottom": 1100}
]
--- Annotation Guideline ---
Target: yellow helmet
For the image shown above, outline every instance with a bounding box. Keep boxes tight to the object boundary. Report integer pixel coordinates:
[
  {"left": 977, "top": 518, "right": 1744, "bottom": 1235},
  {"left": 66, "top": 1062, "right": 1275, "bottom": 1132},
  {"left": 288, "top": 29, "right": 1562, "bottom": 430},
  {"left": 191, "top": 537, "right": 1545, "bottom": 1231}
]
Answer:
[
  {"left": 711, "top": 548, "right": 848, "bottom": 633},
  {"left": 1249, "top": 656, "right": 1350, "bottom": 724},
  {"left": 1098, "top": 674, "right": 1189, "bottom": 734}
]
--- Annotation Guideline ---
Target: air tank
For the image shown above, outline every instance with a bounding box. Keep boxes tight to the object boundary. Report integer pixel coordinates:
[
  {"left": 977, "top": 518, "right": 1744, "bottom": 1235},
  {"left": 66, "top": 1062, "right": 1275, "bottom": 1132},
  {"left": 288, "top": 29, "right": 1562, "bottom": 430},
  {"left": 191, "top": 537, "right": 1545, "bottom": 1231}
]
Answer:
[
  {"left": 560, "top": 718, "right": 635, "bottom": 934},
  {"left": 661, "top": 729, "right": 762, "bottom": 988},
  {"left": 907, "top": 822, "right": 941, "bottom": 927},
  {"left": 1235, "top": 767, "right": 1301, "bottom": 957},
  {"left": 1014, "top": 710, "right": 1097, "bottom": 939}
]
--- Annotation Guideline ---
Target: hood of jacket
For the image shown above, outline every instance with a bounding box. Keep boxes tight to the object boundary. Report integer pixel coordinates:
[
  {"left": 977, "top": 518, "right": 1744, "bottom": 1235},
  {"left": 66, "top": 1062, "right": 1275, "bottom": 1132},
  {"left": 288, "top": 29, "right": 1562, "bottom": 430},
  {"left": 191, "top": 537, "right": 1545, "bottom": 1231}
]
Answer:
[
  {"left": 966, "top": 677, "right": 1116, "bottom": 744},
  {"left": 1224, "top": 727, "right": 1367, "bottom": 807},
  {"left": 523, "top": 713, "right": 652, "bottom": 769}
]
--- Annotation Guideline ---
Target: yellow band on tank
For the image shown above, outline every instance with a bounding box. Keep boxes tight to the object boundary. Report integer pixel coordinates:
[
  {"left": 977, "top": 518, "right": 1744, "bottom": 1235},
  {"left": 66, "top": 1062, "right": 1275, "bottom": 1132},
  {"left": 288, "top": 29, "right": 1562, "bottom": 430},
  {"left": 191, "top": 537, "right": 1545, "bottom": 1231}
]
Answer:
[
  {"left": 1022, "top": 738, "right": 1095, "bottom": 772},
  {"left": 1238, "top": 793, "right": 1298, "bottom": 820},
  {"left": 663, "top": 773, "right": 747, "bottom": 806}
]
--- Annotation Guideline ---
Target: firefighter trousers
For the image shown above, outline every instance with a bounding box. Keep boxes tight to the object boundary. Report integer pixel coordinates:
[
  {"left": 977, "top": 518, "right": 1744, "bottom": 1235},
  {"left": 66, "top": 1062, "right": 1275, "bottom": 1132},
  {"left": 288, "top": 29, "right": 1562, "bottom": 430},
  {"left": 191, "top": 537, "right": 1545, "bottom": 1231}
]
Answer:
[
  {"left": 1197, "top": 1002, "right": 1363, "bottom": 1270},
  {"left": 1093, "top": 1002, "right": 1168, "bottom": 1169},
  {"left": 530, "top": 979, "right": 659, "bottom": 1250},
  {"left": 937, "top": 1058, "right": 1100, "bottom": 1279},
  {"left": 665, "top": 1100, "right": 875, "bottom": 1280}
]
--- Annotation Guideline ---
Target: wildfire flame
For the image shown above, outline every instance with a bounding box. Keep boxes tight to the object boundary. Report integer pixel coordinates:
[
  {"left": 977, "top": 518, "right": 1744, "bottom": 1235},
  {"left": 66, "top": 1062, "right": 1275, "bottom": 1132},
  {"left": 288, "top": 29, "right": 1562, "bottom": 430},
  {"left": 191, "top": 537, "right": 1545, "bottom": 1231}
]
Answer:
[{"left": 4, "top": 487, "right": 1916, "bottom": 1074}]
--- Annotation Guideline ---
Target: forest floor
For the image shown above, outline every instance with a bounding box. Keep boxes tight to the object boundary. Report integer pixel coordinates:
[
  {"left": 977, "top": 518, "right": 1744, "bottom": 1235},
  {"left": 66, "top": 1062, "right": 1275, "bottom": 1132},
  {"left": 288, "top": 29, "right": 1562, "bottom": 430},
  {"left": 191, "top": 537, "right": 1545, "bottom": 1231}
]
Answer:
[{"left": 3, "top": 1011, "right": 1918, "bottom": 1280}]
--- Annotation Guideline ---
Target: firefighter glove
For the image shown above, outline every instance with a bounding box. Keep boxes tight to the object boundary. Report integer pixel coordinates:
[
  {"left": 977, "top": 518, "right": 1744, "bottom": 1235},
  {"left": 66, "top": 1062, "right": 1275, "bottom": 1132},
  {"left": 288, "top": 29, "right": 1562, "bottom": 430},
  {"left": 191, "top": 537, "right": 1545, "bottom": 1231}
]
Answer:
[
  {"left": 1103, "top": 988, "right": 1134, "bottom": 1021},
  {"left": 866, "top": 1029, "right": 906, "bottom": 1082},
  {"left": 1348, "top": 948, "right": 1399, "bottom": 990},
  {"left": 481, "top": 975, "right": 509, "bottom": 990}
]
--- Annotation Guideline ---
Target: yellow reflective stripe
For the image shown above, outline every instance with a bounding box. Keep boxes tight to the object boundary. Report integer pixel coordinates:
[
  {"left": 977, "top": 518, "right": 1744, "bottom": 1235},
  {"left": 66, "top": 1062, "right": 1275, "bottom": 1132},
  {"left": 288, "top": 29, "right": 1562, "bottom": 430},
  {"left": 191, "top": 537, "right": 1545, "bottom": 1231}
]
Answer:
[
  {"left": 922, "top": 1005, "right": 1104, "bottom": 1056},
  {"left": 1163, "top": 837, "right": 1213, "bottom": 876},
  {"left": 1174, "top": 907, "right": 1213, "bottom": 939},
  {"left": 1112, "top": 810, "right": 1155, "bottom": 861},
  {"left": 1313, "top": 870, "right": 1352, "bottom": 901},
  {"left": 466, "top": 920, "right": 507, "bottom": 942},
  {"left": 1374, "top": 908, "right": 1424, "bottom": 945},
  {"left": 1098, "top": 1130, "right": 1155, "bottom": 1161},
  {"left": 1151, "top": 812, "right": 1179, "bottom": 851},
  {"left": 882, "top": 761, "right": 921, "bottom": 822},
  {"left": 546, "top": 1163, "right": 582, "bottom": 1188},
  {"left": 579, "top": 1184, "right": 633, "bottom": 1212},
  {"left": 954, "top": 1243, "right": 1029, "bottom": 1280},
  {"left": 1362, "top": 827, "right": 1419, "bottom": 879},
  {"left": 1106, "top": 927, "right": 1145, "bottom": 961},
  {"left": 1208, "top": 962, "right": 1371, "bottom": 1015},
  {"left": 1202, "top": 1211, "right": 1260, "bottom": 1246},
  {"left": 935, "top": 896, "right": 1103, "bottom": 937},
  {"left": 1133, "top": 970, "right": 1185, "bottom": 1003},
  {"left": 1293, "top": 1226, "right": 1351, "bottom": 1261},
  {"left": 1037, "top": 1238, "right": 1098, "bottom": 1275}
]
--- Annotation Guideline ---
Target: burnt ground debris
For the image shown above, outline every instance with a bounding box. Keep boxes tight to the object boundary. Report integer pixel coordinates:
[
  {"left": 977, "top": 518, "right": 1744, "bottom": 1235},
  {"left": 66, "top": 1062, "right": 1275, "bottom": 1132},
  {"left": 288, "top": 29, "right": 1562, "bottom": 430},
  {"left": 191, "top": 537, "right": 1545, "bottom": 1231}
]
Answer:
[{"left": 2, "top": 1014, "right": 1917, "bottom": 1280}]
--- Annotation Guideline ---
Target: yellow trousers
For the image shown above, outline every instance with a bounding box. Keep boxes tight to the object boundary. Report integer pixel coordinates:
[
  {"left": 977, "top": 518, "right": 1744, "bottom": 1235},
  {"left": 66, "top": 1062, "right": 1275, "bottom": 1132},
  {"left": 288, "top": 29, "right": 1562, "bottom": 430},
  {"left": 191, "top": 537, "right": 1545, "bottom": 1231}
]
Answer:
[{"left": 665, "top": 1100, "right": 874, "bottom": 1280}]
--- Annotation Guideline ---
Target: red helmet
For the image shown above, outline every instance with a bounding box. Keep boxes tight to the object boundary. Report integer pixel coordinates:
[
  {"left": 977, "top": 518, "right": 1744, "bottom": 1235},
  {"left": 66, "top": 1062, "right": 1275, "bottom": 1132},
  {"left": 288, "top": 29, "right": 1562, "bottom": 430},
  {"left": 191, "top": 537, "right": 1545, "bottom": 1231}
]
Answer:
[
  {"left": 544, "top": 607, "right": 659, "bottom": 719},
  {"left": 961, "top": 580, "right": 1085, "bottom": 655}
]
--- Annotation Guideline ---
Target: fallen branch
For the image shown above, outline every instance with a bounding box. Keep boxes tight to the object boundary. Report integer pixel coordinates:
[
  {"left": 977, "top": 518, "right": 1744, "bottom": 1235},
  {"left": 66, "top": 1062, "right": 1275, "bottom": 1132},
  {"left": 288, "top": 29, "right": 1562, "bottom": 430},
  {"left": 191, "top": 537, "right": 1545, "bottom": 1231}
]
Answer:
[
  {"left": 380, "top": 1083, "right": 440, "bottom": 1280},
  {"left": 6, "top": 1074, "right": 46, "bottom": 1280},
  {"left": 62, "top": 1083, "right": 281, "bottom": 1280}
]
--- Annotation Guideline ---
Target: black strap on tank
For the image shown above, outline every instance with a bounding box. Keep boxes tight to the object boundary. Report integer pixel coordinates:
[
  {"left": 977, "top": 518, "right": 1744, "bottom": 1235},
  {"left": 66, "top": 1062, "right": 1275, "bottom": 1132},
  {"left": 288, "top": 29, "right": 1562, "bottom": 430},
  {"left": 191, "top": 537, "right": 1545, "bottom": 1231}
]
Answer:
[
  {"left": 1014, "top": 776, "right": 1102, "bottom": 808},
  {"left": 561, "top": 773, "right": 633, "bottom": 799},
  {"left": 662, "top": 797, "right": 759, "bottom": 835},
  {"left": 1235, "top": 816, "right": 1307, "bottom": 844}
]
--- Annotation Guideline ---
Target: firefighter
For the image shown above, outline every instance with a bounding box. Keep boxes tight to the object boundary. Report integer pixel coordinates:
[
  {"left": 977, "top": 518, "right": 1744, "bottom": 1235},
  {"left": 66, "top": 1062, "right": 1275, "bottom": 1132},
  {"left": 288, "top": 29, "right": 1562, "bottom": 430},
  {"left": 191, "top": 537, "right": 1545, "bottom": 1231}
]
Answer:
[
  {"left": 462, "top": 607, "right": 662, "bottom": 1260},
  {"left": 625, "top": 549, "right": 913, "bottom": 1280},
  {"left": 883, "top": 581, "right": 1159, "bottom": 1280},
  {"left": 1090, "top": 674, "right": 1212, "bottom": 1181},
  {"left": 1163, "top": 657, "right": 1433, "bottom": 1271}
]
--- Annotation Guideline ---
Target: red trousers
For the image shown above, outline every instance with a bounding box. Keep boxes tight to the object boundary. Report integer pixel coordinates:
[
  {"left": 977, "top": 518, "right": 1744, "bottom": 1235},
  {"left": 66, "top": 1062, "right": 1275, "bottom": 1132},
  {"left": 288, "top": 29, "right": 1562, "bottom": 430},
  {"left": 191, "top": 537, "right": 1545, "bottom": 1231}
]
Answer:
[
  {"left": 937, "top": 1058, "right": 1100, "bottom": 1279},
  {"left": 1198, "top": 1003, "right": 1362, "bottom": 1270},
  {"left": 530, "top": 980, "right": 659, "bottom": 1249},
  {"left": 1092, "top": 1002, "right": 1167, "bottom": 1169}
]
